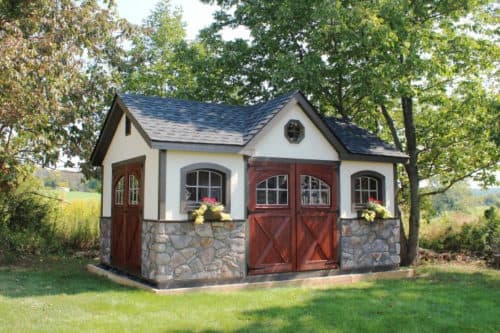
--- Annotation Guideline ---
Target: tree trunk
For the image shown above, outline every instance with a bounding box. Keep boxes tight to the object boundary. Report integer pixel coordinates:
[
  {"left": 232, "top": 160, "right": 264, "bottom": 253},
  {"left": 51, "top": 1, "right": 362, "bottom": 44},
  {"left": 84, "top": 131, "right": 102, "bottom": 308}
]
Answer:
[{"left": 400, "top": 96, "right": 420, "bottom": 266}]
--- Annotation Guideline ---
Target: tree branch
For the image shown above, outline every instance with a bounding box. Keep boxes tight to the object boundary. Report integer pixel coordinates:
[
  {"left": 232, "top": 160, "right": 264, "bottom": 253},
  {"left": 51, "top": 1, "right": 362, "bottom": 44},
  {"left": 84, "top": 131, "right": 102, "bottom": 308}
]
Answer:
[
  {"left": 380, "top": 104, "right": 403, "bottom": 151},
  {"left": 419, "top": 163, "right": 496, "bottom": 197}
]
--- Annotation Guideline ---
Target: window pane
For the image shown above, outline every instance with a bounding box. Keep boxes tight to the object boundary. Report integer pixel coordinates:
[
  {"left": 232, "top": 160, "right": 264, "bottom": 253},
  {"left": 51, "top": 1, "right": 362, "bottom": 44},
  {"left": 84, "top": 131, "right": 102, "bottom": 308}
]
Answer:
[
  {"left": 369, "top": 178, "right": 377, "bottom": 191},
  {"left": 279, "top": 190, "right": 288, "bottom": 205},
  {"left": 267, "top": 190, "right": 277, "bottom": 204},
  {"left": 354, "top": 190, "right": 361, "bottom": 204},
  {"left": 302, "top": 190, "right": 310, "bottom": 205},
  {"left": 361, "top": 177, "right": 369, "bottom": 190},
  {"left": 301, "top": 175, "right": 309, "bottom": 189},
  {"left": 210, "top": 188, "right": 222, "bottom": 202},
  {"left": 185, "top": 187, "right": 196, "bottom": 201},
  {"left": 320, "top": 190, "right": 330, "bottom": 205},
  {"left": 267, "top": 176, "right": 276, "bottom": 189},
  {"left": 115, "top": 177, "right": 124, "bottom": 205},
  {"left": 211, "top": 172, "right": 222, "bottom": 186},
  {"left": 198, "top": 171, "right": 209, "bottom": 186},
  {"left": 362, "top": 191, "right": 369, "bottom": 204},
  {"left": 186, "top": 172, "right": 197, "bottom": 186},
  {"left": 257, "top": 190, "right": 266, "bottom": 204},
  {"left": 278, "top": 176, "right": 287, "bottom": 189},
  {"left": 198, "top": 187, "right": 209, "bottom": 201},
  {"left": 311, "top": 177, "right": 319, "bottom": 189},
  {"left": 257, "top": 180, "right": 266, "bottom": 189}
]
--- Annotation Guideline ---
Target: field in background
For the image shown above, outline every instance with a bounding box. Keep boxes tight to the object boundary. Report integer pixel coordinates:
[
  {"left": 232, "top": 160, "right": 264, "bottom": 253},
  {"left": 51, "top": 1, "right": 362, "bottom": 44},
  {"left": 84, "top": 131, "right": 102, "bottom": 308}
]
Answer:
[{"left": 48, "top": 190, "right": 100, "bottom": 202}]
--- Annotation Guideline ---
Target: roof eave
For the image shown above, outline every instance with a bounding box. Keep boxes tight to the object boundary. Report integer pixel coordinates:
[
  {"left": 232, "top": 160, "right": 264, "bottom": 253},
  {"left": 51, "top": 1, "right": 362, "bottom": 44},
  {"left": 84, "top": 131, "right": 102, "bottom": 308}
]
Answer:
[{"left": 343, "top": 153, "right": 409, "bottom": 164}]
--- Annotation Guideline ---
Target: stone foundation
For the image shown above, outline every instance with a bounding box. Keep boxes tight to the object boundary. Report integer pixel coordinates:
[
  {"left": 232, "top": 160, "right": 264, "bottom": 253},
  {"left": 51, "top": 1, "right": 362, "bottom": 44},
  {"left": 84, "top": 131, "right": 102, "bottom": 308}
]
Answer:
[
  {"left": 142, "top": 221, "right": 246, "bottom": 286},
  {"left": 99, "top": 217, "right": 111, "bottom": 265},
  {"left": 340, "top": 218, "right": 400, "bottom": 272}
]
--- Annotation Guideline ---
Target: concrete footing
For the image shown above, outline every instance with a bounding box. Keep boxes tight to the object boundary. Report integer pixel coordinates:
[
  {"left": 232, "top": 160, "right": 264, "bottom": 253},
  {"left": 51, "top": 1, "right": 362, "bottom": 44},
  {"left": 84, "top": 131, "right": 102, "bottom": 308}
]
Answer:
[{"left": 87, "top": 264, "right": 416, "bottom": 295}]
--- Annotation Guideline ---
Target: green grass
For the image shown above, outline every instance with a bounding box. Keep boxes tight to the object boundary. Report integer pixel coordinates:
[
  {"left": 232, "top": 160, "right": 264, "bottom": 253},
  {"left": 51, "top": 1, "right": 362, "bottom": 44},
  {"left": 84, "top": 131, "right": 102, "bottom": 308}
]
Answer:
[{"left": 0, "top": 258, "right": 499, "bottom": 332}]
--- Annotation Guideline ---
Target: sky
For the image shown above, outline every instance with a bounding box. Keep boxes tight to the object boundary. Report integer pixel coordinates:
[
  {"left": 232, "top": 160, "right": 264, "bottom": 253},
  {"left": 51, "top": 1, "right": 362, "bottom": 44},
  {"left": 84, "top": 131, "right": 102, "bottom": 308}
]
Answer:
[{"left": 115, "top": 0, "right": 249, "bottom": 40}]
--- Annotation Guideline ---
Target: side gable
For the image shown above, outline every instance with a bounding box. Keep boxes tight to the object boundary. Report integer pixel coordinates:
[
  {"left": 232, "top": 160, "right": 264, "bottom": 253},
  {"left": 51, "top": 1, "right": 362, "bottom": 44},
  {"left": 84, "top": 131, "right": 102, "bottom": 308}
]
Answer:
[{"left": 90, "top": 95, "right": 153, "bottom": 166}]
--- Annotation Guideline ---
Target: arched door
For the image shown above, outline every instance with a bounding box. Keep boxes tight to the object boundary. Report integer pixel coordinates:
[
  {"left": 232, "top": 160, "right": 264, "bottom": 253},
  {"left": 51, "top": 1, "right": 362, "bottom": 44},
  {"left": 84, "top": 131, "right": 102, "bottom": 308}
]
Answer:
[{"left": 111, "top": 161, "right": 143, "bottom": 274}]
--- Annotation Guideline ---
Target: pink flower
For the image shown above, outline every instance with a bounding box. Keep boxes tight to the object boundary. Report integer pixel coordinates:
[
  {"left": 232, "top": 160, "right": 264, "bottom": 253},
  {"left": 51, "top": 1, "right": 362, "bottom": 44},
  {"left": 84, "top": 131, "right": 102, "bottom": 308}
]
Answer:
[
  {"left": 368, "top": 197, "right": 382, "bottom": 205},
  {"left": 202, "top": 197, "right": 217, "bottom": 205}
]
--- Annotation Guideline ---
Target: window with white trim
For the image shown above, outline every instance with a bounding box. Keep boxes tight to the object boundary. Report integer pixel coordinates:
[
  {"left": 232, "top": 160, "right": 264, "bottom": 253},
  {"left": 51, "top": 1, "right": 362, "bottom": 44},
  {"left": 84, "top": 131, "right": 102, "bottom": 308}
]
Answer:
[
  {"left": 351, "top": 171, "right": 385, "bottom": 209},
  {"left": 184, "top": 169, "right": 224, "bottom": 210},
  {"left": 256, "top": 175, "right": 288, "bottom": 205}
]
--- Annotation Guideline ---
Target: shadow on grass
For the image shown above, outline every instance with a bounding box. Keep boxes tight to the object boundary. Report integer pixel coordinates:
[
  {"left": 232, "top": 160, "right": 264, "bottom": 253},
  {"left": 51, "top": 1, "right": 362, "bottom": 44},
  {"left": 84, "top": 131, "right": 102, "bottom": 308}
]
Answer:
[
  {"left": 0, "top": 257, "right": 128, "bottom": 298},
  {"left": 209, "top": 268, "right": 499, "bottom": 333}
]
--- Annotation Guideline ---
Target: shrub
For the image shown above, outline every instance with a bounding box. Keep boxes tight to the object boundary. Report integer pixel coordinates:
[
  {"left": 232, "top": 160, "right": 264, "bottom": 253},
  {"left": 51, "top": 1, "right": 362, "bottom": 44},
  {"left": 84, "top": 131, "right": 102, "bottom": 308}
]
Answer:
[
  {"left": 420, "top": 207, "right": 499, "bottom": 261},
  {"left": 0, "top": 173, "right": 100, "bottom": 263}
]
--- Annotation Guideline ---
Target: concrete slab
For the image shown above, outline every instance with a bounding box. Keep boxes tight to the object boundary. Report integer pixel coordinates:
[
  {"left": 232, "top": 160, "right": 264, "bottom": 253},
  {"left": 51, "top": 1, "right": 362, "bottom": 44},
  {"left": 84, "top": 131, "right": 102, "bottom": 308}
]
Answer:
[{"left": 87, "top": 264, "right": 416, "bottom": 295}]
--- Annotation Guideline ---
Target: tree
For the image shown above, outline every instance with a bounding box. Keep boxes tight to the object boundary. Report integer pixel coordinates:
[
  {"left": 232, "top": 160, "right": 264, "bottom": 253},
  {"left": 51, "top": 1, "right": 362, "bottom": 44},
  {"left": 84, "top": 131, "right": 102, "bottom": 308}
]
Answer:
[
  {"left": 0, "top": 0, "right": 130, "bottom": 190},
  {"left": 199, "top": 0, "right": 499, "bottom": 264}
]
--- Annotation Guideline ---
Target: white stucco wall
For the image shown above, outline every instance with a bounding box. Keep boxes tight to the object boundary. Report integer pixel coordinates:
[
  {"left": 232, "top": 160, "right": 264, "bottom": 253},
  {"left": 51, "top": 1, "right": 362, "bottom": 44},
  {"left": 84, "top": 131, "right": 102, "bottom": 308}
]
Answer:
[
  {"left": 339, "top": 161, "right": 395, "bottom": 218},
  {"left": 244, "top": 102, "right": 339, "bottom": 161},
  {"left": 164, "top": 151, "right": 246, "bottom": 220},
  {"left": 102, "top": 114, "right": 158, "bottom": 219}
]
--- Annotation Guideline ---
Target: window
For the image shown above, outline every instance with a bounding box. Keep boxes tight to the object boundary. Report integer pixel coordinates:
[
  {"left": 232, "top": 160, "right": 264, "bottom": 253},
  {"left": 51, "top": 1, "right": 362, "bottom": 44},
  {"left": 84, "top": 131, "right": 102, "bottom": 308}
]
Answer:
[
  {"left": 180, "top": 163, "right": 231, "bottom": 212},
  {"left": 128, "top": 175, "right": 140, "bottom": 205},
  {"left": 284, "top": 119, "right": 304, "bottom": 143},
  {"left": 351, "top": 171, "right": 385, "bottom": 209},
  {"left": 185, "top": 169, "right": 223, "bottom": 206},
  {"left": 301, "top": 175, "right": 330, "bottom": 205},
  {"left": 125, "top": 116, "right": 131, "bottom": 136},
  {"left": 256, "top": 175, "right": 288, "bottom": 205},
  {"left": 114, "top": 177, "right": 124, "bottom": 205}
]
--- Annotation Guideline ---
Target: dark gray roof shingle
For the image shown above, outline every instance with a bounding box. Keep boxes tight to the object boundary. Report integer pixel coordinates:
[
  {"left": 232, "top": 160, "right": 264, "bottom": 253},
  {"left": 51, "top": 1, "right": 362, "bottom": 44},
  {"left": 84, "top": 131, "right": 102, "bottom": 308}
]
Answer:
[
  {"left": 117, "top": 91, "right": 406, "bottom": 160},
  {"left": 322, "top": 116, "right": 408, "bottom": 159}
]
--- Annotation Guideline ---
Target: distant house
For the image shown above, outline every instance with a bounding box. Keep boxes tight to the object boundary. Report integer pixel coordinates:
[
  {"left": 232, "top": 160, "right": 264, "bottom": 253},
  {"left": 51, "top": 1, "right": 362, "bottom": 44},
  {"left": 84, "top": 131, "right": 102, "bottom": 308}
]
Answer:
[{"left": 90, "top": 91, "right": 408, "bottom": 288}]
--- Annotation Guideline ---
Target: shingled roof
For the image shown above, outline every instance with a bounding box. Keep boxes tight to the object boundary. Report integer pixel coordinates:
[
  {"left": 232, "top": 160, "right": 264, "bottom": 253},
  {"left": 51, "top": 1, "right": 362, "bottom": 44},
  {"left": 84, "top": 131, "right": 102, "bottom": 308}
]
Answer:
[{"left": 90, "top": 91, "right": 408, "bottom": 165}]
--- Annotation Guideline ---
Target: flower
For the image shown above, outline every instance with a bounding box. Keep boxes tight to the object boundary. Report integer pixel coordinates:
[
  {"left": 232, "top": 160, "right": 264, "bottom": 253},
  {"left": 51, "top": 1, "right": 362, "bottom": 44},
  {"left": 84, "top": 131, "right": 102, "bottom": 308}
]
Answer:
[
  {"left": 191, "top": 198, "right": 232, "bottom": 224},
  {"left": 361, "top": 199, "right": 391, "bottom": 222}
]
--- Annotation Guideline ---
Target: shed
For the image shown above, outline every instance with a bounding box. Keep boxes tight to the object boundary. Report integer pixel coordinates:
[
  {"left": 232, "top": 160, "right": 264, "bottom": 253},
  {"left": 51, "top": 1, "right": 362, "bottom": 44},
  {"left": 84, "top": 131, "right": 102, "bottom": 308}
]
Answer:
[{"left": 91, "top": 91, "right": 408, "bottom": 288}]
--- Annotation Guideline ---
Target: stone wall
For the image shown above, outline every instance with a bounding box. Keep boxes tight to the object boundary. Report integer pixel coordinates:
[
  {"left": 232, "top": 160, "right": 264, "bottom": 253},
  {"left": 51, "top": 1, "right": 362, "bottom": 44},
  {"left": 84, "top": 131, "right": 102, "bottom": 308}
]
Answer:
[
  {"left": 142, "top": 221, "right": 246, "bottom": 286},
  {"left": 340, "top": 218, "right": 400, "bottom": 272},
  {"left": 99, "top": 217, "right": 111, "bottom": 265}
]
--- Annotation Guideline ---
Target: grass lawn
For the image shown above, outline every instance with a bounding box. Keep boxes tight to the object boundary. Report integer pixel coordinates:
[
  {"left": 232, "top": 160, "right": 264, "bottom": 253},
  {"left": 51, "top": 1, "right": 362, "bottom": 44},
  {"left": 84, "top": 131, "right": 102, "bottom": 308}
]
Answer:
[{"left": 0, "top": 258, "right": 498, "bottom": 332}]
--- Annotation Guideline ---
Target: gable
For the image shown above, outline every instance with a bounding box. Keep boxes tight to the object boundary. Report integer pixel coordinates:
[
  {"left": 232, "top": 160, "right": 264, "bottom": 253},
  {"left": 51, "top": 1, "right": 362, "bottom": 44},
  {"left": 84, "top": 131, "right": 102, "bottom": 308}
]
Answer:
[{"left": 242, "top": 100, "right": 340, "bottom": 161}]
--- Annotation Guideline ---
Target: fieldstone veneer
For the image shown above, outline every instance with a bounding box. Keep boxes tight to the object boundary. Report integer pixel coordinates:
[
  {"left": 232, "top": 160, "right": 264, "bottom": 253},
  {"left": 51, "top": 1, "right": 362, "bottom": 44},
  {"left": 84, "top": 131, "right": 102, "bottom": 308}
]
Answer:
[
  {"left": 142, "top": 221, "right": 246, "bottom": 285},
  {"left": 340, "top": 218, "right": 400, "bottom": 272},
  {"left": 99, "top": 217, "right": 111, "bottom": 265}
]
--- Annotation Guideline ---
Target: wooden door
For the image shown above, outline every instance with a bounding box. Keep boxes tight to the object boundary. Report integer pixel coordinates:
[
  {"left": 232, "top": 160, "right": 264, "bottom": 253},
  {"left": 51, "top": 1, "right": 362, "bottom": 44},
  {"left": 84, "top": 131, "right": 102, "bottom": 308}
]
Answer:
[
  {"left": 111, "top": 162, "right": 143, "bottom": 274},
  {"left": 296, "top": 164, "right": 338, "bottom": 271},
  {"left": 248, "top": 161, "right": 339, "bottom": 274},
  {"left": 248, "top": 161, "right": 296, "bottom": 274}
]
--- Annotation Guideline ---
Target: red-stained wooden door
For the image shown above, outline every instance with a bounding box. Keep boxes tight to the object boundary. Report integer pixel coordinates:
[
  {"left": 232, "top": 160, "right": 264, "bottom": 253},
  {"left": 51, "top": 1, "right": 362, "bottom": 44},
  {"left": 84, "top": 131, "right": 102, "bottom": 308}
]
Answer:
[
  {"left": 111, "top": 162, "right": 143, "bottom": 275},
  {"left": 296, "top": 164, "right": 338, "bottom": 271},
  {"left": 248, "top": 161, "right": 338, "bottom": 275}
]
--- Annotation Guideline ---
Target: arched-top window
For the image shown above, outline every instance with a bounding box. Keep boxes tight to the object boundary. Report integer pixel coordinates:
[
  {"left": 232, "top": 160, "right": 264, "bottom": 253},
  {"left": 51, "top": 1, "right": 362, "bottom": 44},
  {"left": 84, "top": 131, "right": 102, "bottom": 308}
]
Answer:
[
  {"left": 114, "top": 176, "right": 124, "bottom": 205},
  {"left": 180, "top": 163, "right": 231, "bottom": 212},
  {"left": 351, "top": 171, "right": 385, "bottom": 209},
  {"left": 301, "top": 175, "right": 330, "bottom": 205},
  {"left": 256, "top": 175, "right": 288, "bottom": 205},
  {"left": 129, "top": 175, "right": 140, "bottom": 205}
]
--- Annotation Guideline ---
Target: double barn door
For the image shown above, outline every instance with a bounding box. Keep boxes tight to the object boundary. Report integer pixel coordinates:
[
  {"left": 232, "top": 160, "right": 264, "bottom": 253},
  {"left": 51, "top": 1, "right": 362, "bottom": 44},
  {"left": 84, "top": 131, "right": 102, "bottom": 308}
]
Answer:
[
  {"left": 111, "top": 162, "right": 143, "bottom": 274},
  {"left": 249, "top": 161, "right": 339, "bottom": 274}
]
